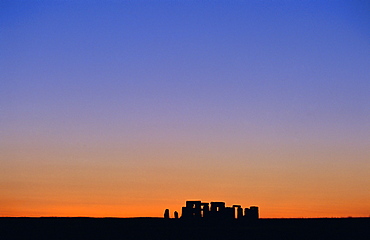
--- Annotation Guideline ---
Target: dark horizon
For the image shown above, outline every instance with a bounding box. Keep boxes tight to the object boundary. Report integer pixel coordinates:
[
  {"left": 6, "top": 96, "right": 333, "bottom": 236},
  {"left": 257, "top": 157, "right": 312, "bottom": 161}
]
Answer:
[{"left": 2, "top": 216, "right": 369, "bottom": 240}]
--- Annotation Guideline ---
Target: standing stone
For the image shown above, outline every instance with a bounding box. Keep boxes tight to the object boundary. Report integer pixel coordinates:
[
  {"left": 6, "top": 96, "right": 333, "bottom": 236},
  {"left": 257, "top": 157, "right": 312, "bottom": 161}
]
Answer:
[{"left": 164, "top": 209, "right": 170, "bottom": 219}]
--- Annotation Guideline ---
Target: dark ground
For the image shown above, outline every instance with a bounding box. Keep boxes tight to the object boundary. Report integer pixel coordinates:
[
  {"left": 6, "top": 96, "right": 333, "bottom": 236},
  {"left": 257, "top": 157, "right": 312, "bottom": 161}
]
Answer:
[{"left": 1, "top": 217, "right": 369, "bottom": 239}]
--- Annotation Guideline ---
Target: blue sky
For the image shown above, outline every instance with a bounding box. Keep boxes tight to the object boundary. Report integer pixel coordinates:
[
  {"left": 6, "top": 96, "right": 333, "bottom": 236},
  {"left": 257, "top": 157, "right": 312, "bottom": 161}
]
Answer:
[{"left": 1, "top": 0, "right": 369, "bottom": 217}]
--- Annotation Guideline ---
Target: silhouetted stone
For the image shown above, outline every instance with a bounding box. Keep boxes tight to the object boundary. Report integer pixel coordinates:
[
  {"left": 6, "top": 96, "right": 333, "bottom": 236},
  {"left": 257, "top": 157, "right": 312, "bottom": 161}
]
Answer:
[
  {"left": 210, "top": 202, "right": 226, "bottom": 212},
  {"left": 174, "top": 211, "right": 179, "bottom": 219},
  {"left": 200, "top": 203, "right": 209, "bottom": 218},
  {"left": 237, "top": 207, "right": 243, "bottom": 219},
  {"left": 164, "top": 209, "right": 170, "bottom": 219},
  {"left": 180, "top": 200, "right": 259, "bottom": 221},
  {"left": 244, "top": 208, "right": 250, "bottom": 218},
  {"left": 249, "top": 206, "right": 259, "bottom": 220},
  {"left": 209, "top": 202, "right": 227, "bottom": 220},
  {"left": 182, "top": 201, "right": 202, "bottom": 219},
  {"left": 244, "top": 206, "right": 259, "bottom": 220},
  {"left": 225, "top": 207, "right": 235, "bottom": 220},
  {"left": 232, "top": 205, "right": 244, "bottom": 219}
]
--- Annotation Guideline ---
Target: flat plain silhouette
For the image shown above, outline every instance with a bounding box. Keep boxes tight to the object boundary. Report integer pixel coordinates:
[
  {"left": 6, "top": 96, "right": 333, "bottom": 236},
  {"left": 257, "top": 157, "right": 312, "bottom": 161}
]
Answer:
[{"left": 2, "top": 217, "right": 369, "bottom": 240}]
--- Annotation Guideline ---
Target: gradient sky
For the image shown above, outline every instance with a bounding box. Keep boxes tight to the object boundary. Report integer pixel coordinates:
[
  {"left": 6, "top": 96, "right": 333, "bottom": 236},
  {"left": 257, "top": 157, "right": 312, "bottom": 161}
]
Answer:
[{"left": 1, "top": 0, "right": 369, "bottom": 218}]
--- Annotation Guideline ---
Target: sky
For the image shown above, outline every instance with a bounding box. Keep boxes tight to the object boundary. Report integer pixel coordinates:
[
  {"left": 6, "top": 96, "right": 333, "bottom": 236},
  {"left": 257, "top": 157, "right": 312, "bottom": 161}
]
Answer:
[{"left": 1, "top": 0, "right": 369, "bottom": 218}]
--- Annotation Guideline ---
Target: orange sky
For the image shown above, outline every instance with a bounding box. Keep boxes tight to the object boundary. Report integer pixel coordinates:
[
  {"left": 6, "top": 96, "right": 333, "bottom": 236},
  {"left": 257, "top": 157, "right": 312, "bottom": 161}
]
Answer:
[{"left": 1, "top": 139, "right": 369, "bottom": 218}]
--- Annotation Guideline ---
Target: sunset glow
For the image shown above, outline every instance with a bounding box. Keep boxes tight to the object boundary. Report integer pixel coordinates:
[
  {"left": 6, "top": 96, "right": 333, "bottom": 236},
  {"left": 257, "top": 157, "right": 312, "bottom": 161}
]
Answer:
[{"left": 1, "top": 0, "right": 369, "bottom": 218}]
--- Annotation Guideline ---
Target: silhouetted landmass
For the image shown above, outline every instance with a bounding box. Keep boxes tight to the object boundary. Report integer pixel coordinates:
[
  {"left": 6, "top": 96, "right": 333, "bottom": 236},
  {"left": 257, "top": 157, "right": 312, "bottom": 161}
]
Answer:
[
  {"left": 179, "top": 200, "right": 258, "bottom": 220},
  {"left": 1, "top": 217, "right": 369, "bottom": 239}
]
